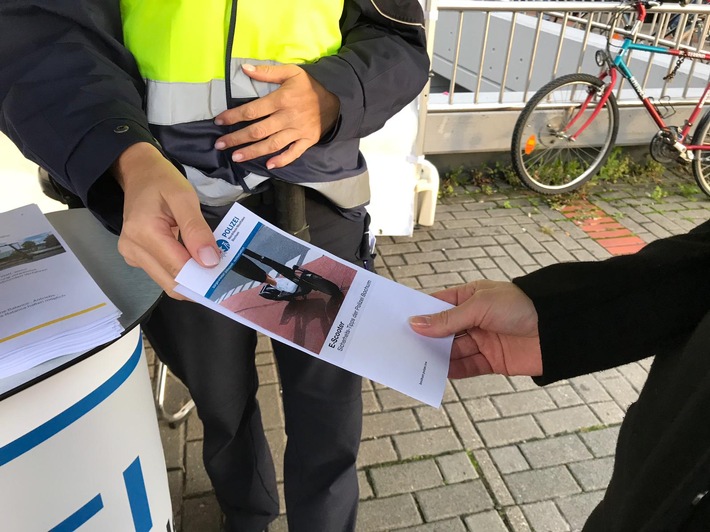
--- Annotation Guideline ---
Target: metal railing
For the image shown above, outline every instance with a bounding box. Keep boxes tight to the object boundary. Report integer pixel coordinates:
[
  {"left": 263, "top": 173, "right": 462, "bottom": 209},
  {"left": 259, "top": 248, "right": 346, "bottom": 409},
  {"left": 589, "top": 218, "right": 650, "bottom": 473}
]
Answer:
[{"left": 416, "top": 0, "right": 710, "bottom": 154}]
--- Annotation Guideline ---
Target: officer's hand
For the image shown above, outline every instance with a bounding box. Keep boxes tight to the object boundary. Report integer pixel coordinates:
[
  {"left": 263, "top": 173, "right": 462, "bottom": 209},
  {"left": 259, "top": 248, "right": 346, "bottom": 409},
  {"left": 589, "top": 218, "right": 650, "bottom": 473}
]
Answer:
[
  {"left": 409, "top": 280, "right": 544, "bottom": 379},
  {"left": 112, "top": 143, "right": 220, "bottom": 298},
  {"left": 213, "top": 63, "right": 340, "bottom": 169}
]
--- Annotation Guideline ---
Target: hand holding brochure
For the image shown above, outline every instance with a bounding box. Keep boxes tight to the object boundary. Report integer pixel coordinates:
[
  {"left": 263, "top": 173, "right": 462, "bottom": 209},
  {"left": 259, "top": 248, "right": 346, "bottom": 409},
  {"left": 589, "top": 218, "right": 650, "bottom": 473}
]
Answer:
[
  {"left": 0, "top": 205, "right": 123, "bottom": 378},
  {"left": 175, "top": 202, "right": 453, "bottom": 407}
]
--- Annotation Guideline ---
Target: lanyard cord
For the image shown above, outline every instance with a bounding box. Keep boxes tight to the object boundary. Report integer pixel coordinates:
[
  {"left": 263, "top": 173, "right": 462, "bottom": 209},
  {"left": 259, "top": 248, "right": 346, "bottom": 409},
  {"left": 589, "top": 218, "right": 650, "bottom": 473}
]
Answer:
[{"left": 225, "top": 0, "right": 238, "bottom": 103}]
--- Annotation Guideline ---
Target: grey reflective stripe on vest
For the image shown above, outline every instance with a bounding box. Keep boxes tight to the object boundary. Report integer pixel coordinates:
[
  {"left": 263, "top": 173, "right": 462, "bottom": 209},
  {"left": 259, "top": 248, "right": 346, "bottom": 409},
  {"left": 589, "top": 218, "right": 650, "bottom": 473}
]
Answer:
[
  {"left": 145, "top": 58, "right": 280, "bottom": 126},
  {"left": 302, "top": 170, "right": 371, "bottom": 209}
]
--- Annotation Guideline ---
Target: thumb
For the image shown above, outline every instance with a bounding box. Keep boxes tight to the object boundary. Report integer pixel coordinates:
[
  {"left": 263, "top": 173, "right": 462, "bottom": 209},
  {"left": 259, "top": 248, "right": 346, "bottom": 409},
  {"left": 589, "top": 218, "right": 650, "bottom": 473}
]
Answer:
[
  {"left": 409, "top": 301, "right": 479, "bottom": 338},
  {"left": 241, "top": 63, "right": 297, "bottom": 84},
  {"left": 171, "top": 199, "right": 220, "bottom": 268}
]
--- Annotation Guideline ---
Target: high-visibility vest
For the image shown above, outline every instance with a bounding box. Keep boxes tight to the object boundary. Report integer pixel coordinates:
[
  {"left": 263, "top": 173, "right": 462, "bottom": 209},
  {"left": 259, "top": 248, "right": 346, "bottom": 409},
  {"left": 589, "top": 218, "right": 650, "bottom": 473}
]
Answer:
[{"left": 119, "top": 0, "right": 370, "bottom": 209}]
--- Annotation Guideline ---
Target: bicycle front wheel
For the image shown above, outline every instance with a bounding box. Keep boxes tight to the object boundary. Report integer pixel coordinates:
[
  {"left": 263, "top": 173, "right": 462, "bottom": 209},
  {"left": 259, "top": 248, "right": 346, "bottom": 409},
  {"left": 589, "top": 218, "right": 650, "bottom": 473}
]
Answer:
[
  {"left": 512, "top": 73, "right": 619, "bottom": 194},
  {"left": 691, "top": 108, "right": 710, "bottom": 198}
]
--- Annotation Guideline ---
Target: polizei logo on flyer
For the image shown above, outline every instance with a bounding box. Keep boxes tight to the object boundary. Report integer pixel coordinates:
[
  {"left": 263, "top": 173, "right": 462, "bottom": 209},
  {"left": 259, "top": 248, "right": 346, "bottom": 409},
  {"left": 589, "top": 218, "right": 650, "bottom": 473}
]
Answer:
[{"left": 221, "top": 216, "right": 243, "bottom": 242}]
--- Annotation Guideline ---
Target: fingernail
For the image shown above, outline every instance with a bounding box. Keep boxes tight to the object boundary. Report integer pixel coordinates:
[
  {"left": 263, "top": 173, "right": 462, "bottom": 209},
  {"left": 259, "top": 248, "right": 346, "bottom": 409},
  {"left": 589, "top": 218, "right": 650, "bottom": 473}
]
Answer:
[
  {"left": 198, "top": 246, "right": 220, "bottom": 267},
  {"left": 408, "top": 315, "right": 432, "bottom": 327},
  {"left": 242, "top": 64, "right": 255, "bottom": 72},
  {"left": 214, "top": 118, "right": 224, "bottom": 126},
  {"left": 215, "top": 141, "right": 226, "bottom": 149},
  {"left": 232, "top": 152, "right": 244, "bottom": 162},
  {"left": 266, "top": 162, "right": 275, "bottom": 170}
]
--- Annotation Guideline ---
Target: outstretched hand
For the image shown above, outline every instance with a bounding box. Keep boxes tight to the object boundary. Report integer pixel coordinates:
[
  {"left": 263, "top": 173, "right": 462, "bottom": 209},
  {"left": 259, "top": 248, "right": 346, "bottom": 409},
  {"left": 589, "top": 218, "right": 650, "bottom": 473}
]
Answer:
[
  {"left": 113, "top": 143, "right": 220, "bottom": 299},
  {"left": 213, "top": 63, "right": 340, "bottom": 169},
  {"left": 409, "top": 280, "right": 543, "bottom": 379}
]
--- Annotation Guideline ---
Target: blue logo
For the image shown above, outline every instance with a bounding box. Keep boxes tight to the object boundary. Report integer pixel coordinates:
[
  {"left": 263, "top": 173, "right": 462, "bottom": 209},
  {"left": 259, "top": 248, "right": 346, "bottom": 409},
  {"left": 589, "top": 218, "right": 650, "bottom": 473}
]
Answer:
[{"left": 216, "top": 239, "right": 230, "bottom": 253}]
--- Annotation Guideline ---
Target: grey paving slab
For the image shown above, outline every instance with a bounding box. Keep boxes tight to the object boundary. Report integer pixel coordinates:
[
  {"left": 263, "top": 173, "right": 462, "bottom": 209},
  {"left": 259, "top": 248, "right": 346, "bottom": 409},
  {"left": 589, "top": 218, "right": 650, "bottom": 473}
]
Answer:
[
  {"left": 356, "top": 494, "right": 422, "bottom": 531},
  {"left": 369, "top": 459, "right": 443, "bottom": 497},
  {"left": 416, "top": 481, "right": 494, "bottom": 521}
]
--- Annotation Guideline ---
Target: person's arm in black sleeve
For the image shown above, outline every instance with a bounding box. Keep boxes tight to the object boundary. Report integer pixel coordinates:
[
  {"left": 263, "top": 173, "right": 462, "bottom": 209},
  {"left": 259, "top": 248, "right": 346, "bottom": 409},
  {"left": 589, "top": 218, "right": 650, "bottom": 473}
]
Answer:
[
  {"left": 513, "top": 219, "right": 710, "bottom": 384},
  {"left": 300, "top": 0, "right": 430, "bottom": 141},
  {"left": 0, "top": 0, "right": 160, "bottom": 231}
]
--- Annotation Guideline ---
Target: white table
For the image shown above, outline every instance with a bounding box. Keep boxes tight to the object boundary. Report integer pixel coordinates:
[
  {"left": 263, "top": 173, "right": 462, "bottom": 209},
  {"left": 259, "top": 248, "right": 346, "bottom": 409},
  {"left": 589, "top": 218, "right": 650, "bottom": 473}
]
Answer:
[{"left": 0, "top": 209, "right": 173, "bottom": 531}]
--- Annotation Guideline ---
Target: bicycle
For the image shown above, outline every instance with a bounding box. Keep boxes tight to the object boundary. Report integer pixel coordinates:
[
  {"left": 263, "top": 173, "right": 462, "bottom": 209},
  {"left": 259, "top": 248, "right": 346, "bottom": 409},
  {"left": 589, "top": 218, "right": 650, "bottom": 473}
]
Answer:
[{"left": 510, "top": 0, "right": 710, "bottom": 196}]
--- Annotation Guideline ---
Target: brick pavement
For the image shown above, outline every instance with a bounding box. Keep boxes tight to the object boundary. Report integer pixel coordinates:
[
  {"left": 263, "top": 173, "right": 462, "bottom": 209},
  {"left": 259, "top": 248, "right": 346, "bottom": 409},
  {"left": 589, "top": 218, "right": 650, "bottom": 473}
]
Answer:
[{"left": 148, "top": 173, "right": 710, "bottom": 532}]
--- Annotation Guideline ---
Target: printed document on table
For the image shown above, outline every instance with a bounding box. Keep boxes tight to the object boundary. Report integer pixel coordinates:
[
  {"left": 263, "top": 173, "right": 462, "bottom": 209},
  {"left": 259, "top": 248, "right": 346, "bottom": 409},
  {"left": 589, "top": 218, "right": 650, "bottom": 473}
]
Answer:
[
  {"left": 0, "top": 205, "right": 123, "bottom": 377},
  {"left": 175, "top": 202, "right": 453, "bottom": 407}
]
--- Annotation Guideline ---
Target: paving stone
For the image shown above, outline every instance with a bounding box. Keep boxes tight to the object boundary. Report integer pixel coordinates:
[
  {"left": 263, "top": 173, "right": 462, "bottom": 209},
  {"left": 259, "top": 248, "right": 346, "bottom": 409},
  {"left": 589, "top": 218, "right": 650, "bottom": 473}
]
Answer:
[
  {"left": 416, "top": 481, "right": 494, "bottom": 521},
  {"left": 557, "top": 490, "right": 605, "bottom": 530},
  {"left": 417, "top": 238, "right": 460, "bottom": 252},
  {"left": 489, "top": 445, "right": 530, "bottom": 474},
  {"left": 257, "top": 383, "right": 283, "bottom": 431},
  {"left": 469, "top": 256, "right": 497, "bottom": 270},
  {"left": 359, "top": 470, "right": 374, "bottom": 500},
  {"left": 436, "top": 451, "right": 479, "bottom": 483},
  {"left": 184, "top": 411, "right": 203, "bottom": 443},
  {"left": 370, "top": 459, "right": 443, "bottom": 497},
  {"left": 521, "top": 500, "right": 570, "bottom": 531},
  {"left": 445, "top": 402, "right": 484, "bottom": 449},
  {"left": 477, "top": 415, "right": 544, "bottom": 447},
  {"left": 492, "top": 256, "right": 526, "bottom": 278},
  {"left": 457, "top": 236, "right": 498, "bottom": 248},
  {"left": 378, "top": 242, "right": 420, "bottom": 256},
  {"left": 519, "top": 434, "right": 592, "bottom": 469},
  {"left": 394, "top": 518, "right": 467, "bottom": 531},
  {"left": 547, "top": 384, "right": 584, "bottom": 407},
  {"left": 568, "top": 457, "right": 614, "bottom": 490},
  {"left": 377, "top": 388, "right": 425, "bottom": 410},
  {"left": 452, "top": 374, "right": 514, "bottom": 399},
  {"left": 432, "top": 259, "right": 475, "bottom": 273},
  {"left": 358, "top": 438, "right": 398, "bottom": 468},
  {"left": 600, "top": 375, "right": 640, "bottom": 409},
  {"left": 405, "top": 250, "right": 448, "bottom": 265},
  {"left": 569, "top": 375, "right": 612, "bottom": 403},
  {"left": 180, "top": 494, "right": 222, "bottom": 532},
  {"left": 390, "top": 263, "right": 435, "bottom": 279},
  {"left": 185, "top": 440, "right": 212, "bottom": 496},
  {"left": 441, "top": 380, "right": 459, "bottom": 404},
  {"left": 264, "top": 427, "right": 286, "bottom": 483},
  {"left": 463, "top": 397, "right": 499, "bottom": 421},
  {"left": 535, "top": 405, "right": 600, "bottom": 436},
  {"left": 463, "top": 510, "right": 509, "bottom": 532},
  {"left": 492, "top": 389, "right": 556, "bottom": 417},
  {"left": 356, "top": 494, "right": 422, "bottom": 531},
  {"left": 541, "top": 241, "right": 576, "bottom": 262},
  {"left": 160, "top": 422, "right": 186, "bottom": 471},
  {"left": 472, "top": 449, "right": 515, "bottom": 506},
  {"left": 363, "top": 410, "right": 420, "bottom": 439},
  {"left": 504, "top": 505, "right": 532, "bottom": 532},
  {"left": 167, "top": 469, "right": 184, "bottom": 527},
  {"left": 257, "top": 363, "right": 278, "bottom": 385},
  {"left": 418, "top": 272, "right": 464, "bottom": 288},
  {"left": 362, "top": 390, "right": 381, "bottom": 414},
  {"left": 415, "top": 405, "right": 451, "bottom": 430},
  {"left": 589, "top": 400, "right": 626, "bottom": 425},
  {"left": 508, "top": 375, "right": 539, "bottom": 391},
  {"left": 580, "top": 426, "right": 620, "bottom": 457},
  {"left": 393, "top": 427, "right": 462, "bottom": 460},
  {"left": 444, "top": 247, "right": 488, "bottom": 260},
  {"left": 505, "top": 466, "right": 581, "bottom": 504}
]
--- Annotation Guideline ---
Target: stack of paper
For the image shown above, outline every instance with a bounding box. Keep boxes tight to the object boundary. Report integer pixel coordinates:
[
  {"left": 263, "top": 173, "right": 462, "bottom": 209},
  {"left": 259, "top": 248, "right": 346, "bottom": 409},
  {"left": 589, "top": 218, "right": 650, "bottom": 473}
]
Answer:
[
  {"left": 175, "top": 202, "right": 454, "bottom": 407},
  {"left": 0, "top": 205, "right": 123, "bottom": 378}
]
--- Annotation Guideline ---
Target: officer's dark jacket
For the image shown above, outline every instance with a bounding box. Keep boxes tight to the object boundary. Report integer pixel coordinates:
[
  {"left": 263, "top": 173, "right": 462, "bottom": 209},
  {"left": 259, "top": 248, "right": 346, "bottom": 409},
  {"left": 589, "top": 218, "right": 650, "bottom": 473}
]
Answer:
[
  {"left": 514, "top": 219, "right": 710, "bottom": 531},
  {"left": 0, "top": 0, "right": 429, "bottom": 232}
]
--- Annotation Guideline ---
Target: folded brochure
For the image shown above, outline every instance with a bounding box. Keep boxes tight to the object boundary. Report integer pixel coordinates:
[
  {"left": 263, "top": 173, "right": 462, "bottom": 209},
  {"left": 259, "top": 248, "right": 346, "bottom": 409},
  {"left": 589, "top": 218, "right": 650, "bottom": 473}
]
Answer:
[
  {"left": 0, "top": 204, "right": 123, "bottom": 378},
  {"left": 175, "top": 202, "right": 453, "bottom": 407}
]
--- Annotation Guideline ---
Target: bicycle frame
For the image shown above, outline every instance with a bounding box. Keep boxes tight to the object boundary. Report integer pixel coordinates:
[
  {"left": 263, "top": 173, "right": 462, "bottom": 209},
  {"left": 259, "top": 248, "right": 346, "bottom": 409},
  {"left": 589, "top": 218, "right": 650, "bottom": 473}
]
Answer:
[{"left": 571, "top": 1, "right": 710, "bottom": 154}]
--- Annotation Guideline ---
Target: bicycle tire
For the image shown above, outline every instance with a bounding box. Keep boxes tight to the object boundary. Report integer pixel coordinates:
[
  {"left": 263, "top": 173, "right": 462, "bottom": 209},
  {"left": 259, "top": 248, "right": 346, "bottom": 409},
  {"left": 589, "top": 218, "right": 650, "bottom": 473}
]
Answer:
[
  {"left": 511, "top": 73, "right": 619, "bottom": 194},
  {"left": 691, "top": 107, "right": 710, "bottom": 197}
]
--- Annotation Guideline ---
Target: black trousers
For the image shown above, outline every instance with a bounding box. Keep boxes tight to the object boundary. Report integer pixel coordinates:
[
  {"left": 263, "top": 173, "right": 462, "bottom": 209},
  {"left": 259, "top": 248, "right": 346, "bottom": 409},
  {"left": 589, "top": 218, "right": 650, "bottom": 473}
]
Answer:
[{"left": 143, "top": 190, "right": 364, "bottom": 531}]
